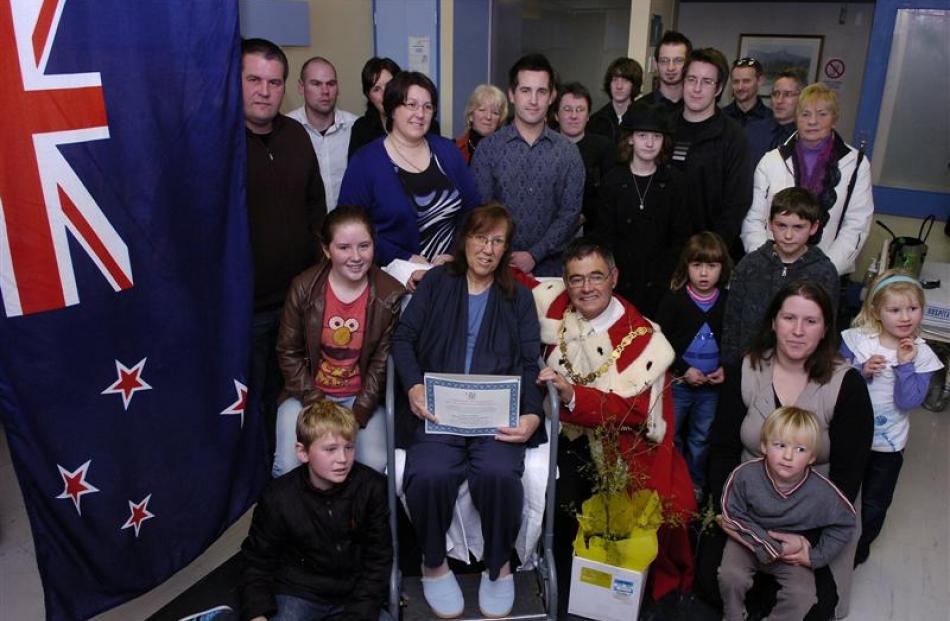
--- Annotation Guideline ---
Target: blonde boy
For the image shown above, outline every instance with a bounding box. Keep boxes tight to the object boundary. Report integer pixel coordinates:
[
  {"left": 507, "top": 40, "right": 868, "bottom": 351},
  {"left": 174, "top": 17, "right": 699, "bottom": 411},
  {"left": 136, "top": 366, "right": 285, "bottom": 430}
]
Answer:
[
  {"left": 717, "top": 407, "right": 856, "bottom": 621},
  {"left": 240, "top": 401, "right": 391, "bottom": 621}
]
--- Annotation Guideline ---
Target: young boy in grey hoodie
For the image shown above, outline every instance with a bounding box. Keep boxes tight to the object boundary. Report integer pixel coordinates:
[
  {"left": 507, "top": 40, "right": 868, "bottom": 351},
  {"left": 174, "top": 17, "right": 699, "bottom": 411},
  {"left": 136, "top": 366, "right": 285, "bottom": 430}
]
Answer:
[
  {"left": 717, "top": 407, "right": 856, "bottom": 621},
  {"left": 720, "top": 187, "right": 838, "bottom": 365}
]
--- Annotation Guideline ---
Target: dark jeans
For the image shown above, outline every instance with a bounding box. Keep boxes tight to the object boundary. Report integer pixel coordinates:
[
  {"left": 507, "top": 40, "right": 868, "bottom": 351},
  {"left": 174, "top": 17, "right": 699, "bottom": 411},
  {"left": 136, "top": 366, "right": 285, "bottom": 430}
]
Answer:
[
  {"left": 251, "top": 308, "right": 283, "bottom": 454},
  {"left": 855, "top": 450, "right": 904, "bottom": 565},
  {"left": 271, "top": 594, "right": 394, "bottom": 621}
]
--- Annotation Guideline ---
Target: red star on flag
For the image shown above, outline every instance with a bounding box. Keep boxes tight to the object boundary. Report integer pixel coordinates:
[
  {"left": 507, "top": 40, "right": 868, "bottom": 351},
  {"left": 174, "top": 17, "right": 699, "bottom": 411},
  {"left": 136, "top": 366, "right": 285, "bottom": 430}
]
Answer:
[
  {"left": 220, "top": 379, "right": 247, "bottom": 428},
  {"left": 55, "top": 460, "right": 100, "bottom": 515},
  {"left": 120, "top": 494, "right": 154, "bottom": 538},
  {"left": 101, "top": 358, "right": 152, "bottom": 410}
]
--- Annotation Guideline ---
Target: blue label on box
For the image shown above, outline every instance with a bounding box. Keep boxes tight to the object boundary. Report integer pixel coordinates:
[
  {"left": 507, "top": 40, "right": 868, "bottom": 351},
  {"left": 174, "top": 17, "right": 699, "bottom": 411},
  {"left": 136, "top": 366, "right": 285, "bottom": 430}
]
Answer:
[{"left": 612, "top": 579, "right": 635, "bottom": 597}]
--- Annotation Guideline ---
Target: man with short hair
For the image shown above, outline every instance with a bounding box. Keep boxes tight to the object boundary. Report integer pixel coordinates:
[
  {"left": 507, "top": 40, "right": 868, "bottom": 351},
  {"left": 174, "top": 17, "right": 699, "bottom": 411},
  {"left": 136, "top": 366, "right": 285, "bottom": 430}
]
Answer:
[
  {"left": 722, "top": 57, "right": 771, "bottom": 127},
  {"left": 554, "top": 82, "right": 615, "bottom": 232},
  {"left": 243, "top": 38, "right": 326, "bottom": 449},
  {"left": 471, "top": 54, "right": 584, "bottom": 276},
  {"left": 637, "top": 30, "right": 692, "bottom": 110},
  {"left": 671, "top": 48, "right": 752, "bottom": 250},
  {"left": 532, "top": 239, "right": 696, "bottom": 616},
  {"left": 287, "top": 56, "right": 358, "bottom": 211},
  {"left": 588, "top": 57, "right": 643, "bottom": 143},
  {"left": 745, "top": 68, "right": 805, "bottom": 165}
]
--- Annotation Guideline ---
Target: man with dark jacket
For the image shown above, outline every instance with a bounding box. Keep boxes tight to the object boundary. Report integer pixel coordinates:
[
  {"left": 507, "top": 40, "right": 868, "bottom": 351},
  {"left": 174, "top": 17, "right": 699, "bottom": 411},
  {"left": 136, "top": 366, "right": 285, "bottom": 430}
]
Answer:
[
  {"left": 670, "top": 48, "right": 752, "bottom": 253},
  {"left": 243, "top": 38, "right": 327, "bottom": 449}
]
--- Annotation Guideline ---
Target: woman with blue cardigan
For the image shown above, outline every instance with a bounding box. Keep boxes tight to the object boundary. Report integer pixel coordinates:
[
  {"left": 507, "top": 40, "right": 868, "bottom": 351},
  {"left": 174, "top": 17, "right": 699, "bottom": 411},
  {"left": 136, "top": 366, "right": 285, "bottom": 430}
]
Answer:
[
  {"left": 338, "top": 71, "right": 481, "bottom": 289},
  {"left": 391, "top": 204, "right": 544, "bottom": 619}
]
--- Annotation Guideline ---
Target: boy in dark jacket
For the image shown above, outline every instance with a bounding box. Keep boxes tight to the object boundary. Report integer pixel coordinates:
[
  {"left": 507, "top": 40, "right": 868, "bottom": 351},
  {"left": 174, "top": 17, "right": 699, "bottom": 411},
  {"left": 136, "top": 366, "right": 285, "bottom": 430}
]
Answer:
[
  {"left": 720, "top": 187, "right": 839, "bottom": 365},
  {"left": 240, "top": 401, "right": 391, "bottom": 621}
]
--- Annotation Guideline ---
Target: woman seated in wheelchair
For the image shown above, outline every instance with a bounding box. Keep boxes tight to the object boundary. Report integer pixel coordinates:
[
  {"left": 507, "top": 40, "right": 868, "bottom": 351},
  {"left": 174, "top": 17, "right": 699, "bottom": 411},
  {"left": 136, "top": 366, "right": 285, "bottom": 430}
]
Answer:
[
  {"left": 273, "top": 205, "right": 406, "bottom": 476},
  {"left": 391, "top": 202, "right": 546, "bottom": 619}
]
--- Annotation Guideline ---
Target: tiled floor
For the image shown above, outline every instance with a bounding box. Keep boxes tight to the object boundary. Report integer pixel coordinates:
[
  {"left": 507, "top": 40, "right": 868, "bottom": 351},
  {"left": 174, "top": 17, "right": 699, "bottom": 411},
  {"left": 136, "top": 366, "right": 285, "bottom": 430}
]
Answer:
[{"left": 1, "top": 407, "right": 948, "bottom": 620}]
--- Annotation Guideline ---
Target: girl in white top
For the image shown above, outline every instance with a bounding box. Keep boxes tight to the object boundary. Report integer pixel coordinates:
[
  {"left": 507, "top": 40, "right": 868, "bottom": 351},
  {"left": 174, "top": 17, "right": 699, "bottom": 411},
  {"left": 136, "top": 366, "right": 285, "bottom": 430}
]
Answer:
[{"left": 840, "top": 270, "right": 943, "bottom": 564}]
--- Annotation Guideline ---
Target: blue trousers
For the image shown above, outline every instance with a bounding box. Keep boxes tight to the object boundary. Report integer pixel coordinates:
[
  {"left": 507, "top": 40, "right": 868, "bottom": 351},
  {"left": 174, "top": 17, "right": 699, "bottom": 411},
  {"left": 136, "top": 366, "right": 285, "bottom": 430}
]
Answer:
[
  {"left": 856, "top": 449, "right": 903, "bottom": 565},
  {"left": 270, "top": 594, "right": 393, "bottom": 621},
  {"left": 403, "top": 428, "right": 525, "bottom": 579},
  {"left": 672, "top": 382, "right": 718, "bottom": 489}
]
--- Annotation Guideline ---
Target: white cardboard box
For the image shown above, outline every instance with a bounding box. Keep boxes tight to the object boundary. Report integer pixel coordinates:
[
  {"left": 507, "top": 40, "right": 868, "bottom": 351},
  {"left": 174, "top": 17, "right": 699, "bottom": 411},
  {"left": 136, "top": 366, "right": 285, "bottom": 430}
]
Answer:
[{"left": 567, "top": 555, "right": 647, "bottom": 621}]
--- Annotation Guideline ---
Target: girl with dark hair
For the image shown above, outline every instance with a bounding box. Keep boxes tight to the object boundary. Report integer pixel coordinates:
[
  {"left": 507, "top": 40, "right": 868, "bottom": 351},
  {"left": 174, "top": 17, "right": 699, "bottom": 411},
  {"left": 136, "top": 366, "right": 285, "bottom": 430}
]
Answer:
[
  {"left": 696, "top": 279, "right": 874, "bottom": 620},
  {"left": 272, "top": 206, "right": 406, "bottom": 476},
  {"left": 593, "top": 102, "right": 690, "bottom": 317},
  {"left": 655, "top": 231, "right": 732, "bottom": 500},
  {"left": 339, "top": 72, "right": 480, "bottom": 291},
  {"left": 391, "top": 203, "right": 544, "bottom": 619}
]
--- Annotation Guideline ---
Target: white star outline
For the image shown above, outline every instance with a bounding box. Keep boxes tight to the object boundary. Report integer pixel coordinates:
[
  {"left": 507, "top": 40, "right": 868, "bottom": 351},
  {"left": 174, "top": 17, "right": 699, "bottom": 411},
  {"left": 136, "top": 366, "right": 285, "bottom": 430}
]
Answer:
[
  {"left": 55, "top": 459, "right": 100, "bottom": 515},
  {"left": 220, "top": 379, "right": 248, "bottom": 428},
  {"left": 101, "top": 357, "right": 152, "bottom": 410}
]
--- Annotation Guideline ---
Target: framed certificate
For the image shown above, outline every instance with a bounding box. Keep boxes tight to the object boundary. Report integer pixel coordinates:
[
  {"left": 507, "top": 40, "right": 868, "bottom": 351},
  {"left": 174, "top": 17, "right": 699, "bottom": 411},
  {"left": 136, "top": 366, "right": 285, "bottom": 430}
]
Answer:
[{"left": 424, "top": 373, "right": 520, "bottom": 436}]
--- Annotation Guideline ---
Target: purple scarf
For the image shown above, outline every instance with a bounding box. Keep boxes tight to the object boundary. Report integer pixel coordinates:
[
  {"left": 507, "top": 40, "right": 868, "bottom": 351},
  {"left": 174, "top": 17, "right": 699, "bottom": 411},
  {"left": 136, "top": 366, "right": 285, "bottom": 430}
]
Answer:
[{"left": 795, "top": 135, "right": 834, "bottom": 198}]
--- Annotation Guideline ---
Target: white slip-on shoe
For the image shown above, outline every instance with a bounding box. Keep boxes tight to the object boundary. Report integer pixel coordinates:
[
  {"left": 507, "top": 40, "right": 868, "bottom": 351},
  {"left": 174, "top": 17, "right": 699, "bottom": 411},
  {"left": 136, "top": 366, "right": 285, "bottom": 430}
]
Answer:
[
  {"left": 421, "top": 570, "right": 464, "bottom": 619},
  {"left": 478, "top": 571, "right": 515, "bottom": 618}
]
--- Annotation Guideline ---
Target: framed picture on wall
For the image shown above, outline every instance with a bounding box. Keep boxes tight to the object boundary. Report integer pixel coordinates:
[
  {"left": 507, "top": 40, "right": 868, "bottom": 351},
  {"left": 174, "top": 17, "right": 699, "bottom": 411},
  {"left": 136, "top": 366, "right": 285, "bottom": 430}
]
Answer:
[{"left": 737, "top": 34, "right": 824, "bottom": 96}]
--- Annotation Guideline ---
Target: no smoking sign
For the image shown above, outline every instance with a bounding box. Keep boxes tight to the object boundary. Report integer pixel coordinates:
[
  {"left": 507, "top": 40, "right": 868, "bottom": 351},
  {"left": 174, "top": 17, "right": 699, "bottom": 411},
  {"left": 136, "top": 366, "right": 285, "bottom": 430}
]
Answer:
[{"left": 824, "top": 58, "right": 846, "bottom": 80}]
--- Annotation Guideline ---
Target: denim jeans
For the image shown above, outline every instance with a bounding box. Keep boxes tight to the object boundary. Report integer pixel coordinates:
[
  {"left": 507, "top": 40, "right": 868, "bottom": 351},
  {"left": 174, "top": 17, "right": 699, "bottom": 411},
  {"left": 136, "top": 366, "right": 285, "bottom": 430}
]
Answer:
[
  {"left": 271, "top": 594, "right": 393, "bottom": 621},
  {"left": 272, "top": 395, "right": 388, "bottom": 477},
  {"left": 855, "top": 449, "right": 904, "bottom": 565},
  {"left": 672, "top": 382, "right": 719, "bottom": 489}
]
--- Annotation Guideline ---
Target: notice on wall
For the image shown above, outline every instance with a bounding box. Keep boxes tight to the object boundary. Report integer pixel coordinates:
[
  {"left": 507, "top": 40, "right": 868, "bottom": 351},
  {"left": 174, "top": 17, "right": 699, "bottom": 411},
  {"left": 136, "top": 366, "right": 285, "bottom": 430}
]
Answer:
[{"left": 409, "top": 36, "right": 430, "bottom": 74}]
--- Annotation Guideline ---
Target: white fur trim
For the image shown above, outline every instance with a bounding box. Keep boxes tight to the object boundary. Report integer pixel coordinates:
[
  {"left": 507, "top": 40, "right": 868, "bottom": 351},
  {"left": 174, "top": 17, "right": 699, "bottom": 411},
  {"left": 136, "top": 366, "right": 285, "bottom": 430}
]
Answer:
[{"left": 531, "top": 279, "right": 567, "bottom": 345}]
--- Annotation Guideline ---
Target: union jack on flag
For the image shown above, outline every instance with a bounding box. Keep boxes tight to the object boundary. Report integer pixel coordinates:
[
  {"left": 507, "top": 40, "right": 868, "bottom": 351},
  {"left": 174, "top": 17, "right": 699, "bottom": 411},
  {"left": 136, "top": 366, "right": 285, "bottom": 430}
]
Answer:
[{"left": 0, "top": 1, "right": 268, "bottom": 619}]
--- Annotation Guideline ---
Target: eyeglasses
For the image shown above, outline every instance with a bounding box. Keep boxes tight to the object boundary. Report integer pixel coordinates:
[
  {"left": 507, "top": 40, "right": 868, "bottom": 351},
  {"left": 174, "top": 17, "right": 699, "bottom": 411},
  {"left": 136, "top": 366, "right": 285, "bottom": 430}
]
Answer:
[
  {"left": 684, "top": 75, "right": 718, "bottom": 89},
  {"left": 402, "top": 100, "right": 434, "bottom": 114},
  {"left": 566, "top": 272, "right": 609, "bottom": 288},
  {"left": 559, "top": 105, "right": 588, "bottom": 114},
  {"left": 770, "top": 89, "right": 801, "bottom": 99},
  {"left": 657, "top": 57, "right": 685, "bottom": 66},
  {"left": 470, "top": 234, "right": 506, "bottom": 249},
  {"left": 733, "top": 57, "right": 762, "bottom": 71}
]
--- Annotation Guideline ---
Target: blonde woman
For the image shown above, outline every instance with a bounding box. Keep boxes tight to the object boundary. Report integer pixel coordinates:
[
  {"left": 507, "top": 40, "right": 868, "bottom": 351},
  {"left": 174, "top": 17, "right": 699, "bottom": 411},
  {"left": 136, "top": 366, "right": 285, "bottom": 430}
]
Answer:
[
  {"left": 741, "top": 83, "right": 873, "bottom": 276},
  {"left": 455, "top": 84, "right": 507, "bottom": 164}
]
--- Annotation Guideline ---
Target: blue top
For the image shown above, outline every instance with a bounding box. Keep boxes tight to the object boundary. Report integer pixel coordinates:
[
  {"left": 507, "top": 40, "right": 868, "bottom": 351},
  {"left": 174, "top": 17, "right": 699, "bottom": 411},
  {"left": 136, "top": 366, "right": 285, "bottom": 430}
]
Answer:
[
  {"left": 338, "top": 136, "right": 482, "bottom": 265},
  {"left": 465, "top": 289, "right": 490, "bottom": 373}
]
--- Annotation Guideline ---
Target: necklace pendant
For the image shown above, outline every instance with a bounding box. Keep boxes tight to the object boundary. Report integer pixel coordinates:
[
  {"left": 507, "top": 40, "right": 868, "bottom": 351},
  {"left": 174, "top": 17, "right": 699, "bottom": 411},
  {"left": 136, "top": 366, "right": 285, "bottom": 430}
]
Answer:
[{"left": 639, "top": 201, "right": 644, "bottom": 210}]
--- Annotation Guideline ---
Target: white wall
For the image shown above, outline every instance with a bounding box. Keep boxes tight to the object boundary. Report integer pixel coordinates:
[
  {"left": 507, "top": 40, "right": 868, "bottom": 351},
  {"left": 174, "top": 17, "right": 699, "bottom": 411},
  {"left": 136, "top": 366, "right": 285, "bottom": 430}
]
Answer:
[{"left": 678, "top": 2, "right": 873, "bottom": 141}]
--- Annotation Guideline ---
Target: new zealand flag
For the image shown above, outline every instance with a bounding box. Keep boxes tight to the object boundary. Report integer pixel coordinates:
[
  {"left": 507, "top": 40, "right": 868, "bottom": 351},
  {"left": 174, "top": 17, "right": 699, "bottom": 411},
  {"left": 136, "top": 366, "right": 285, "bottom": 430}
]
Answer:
[{"left": 0, "top": 1, "right": 268, "bottom": 619}]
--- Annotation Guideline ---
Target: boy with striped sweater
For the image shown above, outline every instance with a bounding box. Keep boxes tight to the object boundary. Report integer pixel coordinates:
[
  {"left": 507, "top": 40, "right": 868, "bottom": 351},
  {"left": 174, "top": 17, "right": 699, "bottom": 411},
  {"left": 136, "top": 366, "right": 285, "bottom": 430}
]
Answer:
[{"left": 717, "top": 407, "right": 856, "bottom": 621}]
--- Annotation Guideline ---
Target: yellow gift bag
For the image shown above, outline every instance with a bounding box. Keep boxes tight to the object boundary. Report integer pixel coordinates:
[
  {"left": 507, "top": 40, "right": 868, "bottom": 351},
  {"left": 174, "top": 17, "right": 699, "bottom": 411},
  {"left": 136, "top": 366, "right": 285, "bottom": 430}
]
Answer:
[{"left": 572, "top": 489, "right": 662, "bottom": 571}]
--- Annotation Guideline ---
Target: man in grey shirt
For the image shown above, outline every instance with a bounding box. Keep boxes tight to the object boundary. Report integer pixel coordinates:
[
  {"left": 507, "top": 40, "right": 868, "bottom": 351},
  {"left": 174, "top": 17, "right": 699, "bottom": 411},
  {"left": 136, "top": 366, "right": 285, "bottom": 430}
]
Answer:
[{"left": 471, "top": 54, "right": 584, "bottom": 276}]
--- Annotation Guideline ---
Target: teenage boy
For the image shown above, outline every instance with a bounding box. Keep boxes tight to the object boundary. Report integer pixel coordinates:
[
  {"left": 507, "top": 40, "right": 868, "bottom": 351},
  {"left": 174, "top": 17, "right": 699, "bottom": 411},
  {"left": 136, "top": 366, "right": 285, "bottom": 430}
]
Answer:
[
  {"left": 240, "top": 401, "right": 391, "bottom": 621},
  {"left": 588, "top": 57, "right": 643, "bottom": 143},
  {"left": 670, "top": 48, "right": 751, "bottom": 250},
  {"left": 722, "top": 58, "right": 770, "bottom": 128},
  {"left": 720, "top": 187, "right": 838, "bottom": 365},
  {"left": 637, "top": 30, "right": 692, "bottom": 110},
  {"left": 472, "top": 53, "right": 584, "bottom": 276},
  {"left": 718, "top": 407, "right": 856, "bottom": 621}
]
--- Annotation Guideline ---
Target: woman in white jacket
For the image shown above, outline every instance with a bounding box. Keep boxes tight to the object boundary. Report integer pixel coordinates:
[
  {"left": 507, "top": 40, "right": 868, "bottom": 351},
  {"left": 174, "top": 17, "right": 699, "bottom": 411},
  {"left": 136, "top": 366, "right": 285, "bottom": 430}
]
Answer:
[{"left": 741, "top": 83, "right": 873, "bottom": 275}]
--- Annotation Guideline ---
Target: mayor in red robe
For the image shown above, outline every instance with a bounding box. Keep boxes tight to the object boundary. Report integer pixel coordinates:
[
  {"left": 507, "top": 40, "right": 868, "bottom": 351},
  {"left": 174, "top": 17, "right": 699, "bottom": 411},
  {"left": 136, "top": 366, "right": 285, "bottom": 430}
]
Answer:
[{"left": 527, "top": 239, "right": 696, "bottom": 611}]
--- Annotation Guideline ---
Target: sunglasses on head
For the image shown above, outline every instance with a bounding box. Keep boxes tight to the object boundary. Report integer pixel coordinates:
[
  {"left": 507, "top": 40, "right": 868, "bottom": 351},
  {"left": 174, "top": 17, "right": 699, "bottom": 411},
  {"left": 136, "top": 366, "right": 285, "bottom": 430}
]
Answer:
[{"left": 733, "top": 57, "right": 762, "bottom": 71}]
